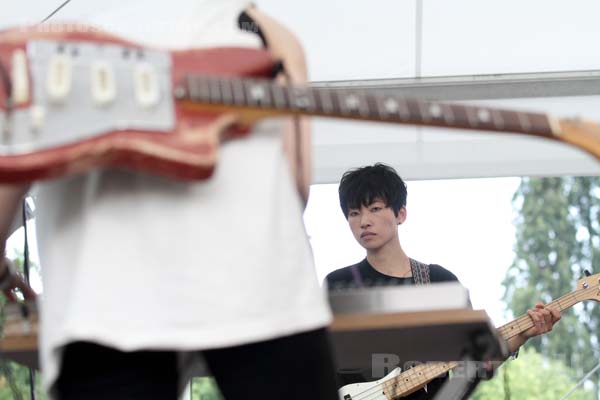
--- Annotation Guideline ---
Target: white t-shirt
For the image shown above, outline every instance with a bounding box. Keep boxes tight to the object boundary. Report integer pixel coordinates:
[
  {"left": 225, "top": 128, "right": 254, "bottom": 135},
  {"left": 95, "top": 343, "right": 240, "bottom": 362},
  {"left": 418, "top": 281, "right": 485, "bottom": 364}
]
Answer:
[{"left": 0, "top": 0, "right": 331, "bottom": 392}]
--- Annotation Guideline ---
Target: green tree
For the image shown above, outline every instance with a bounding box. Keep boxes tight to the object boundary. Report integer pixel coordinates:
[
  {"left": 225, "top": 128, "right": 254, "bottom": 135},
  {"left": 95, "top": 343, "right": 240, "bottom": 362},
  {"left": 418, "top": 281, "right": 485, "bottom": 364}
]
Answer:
[
  {"left": 190, "top": 377, "right": 223, "bottom": 400},
  {"left": 0, "top": 362, "right": 46, "bottom": 400},
  {"left": 503, "top": 177, "right": 600, "bottom": 397},
  {"left": 0, "top": 250, "right": 47, "bottom": 400},
  {"left": 472, "top": 347, "right": 595, "bottom": 400}
]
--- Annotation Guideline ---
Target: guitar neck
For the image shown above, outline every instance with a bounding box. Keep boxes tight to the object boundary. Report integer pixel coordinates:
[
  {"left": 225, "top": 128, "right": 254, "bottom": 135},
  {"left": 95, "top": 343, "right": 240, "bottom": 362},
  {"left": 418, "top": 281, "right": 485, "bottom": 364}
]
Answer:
[
  {"left": 386, "top": 290, "right": 588, "bottom": 399},
  {"left": 177, "top": 75, "right": 559, "bottom": 139},
  {"left": 497, "top": 288, "right": 584, "bottom": 340}
]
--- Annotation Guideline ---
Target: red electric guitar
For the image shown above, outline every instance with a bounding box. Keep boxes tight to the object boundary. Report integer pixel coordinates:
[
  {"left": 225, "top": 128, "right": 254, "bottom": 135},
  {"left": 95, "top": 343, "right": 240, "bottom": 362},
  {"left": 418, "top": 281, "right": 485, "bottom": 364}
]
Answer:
[{"left": 1, "top": 24, "right": 600, "bottom": 183}]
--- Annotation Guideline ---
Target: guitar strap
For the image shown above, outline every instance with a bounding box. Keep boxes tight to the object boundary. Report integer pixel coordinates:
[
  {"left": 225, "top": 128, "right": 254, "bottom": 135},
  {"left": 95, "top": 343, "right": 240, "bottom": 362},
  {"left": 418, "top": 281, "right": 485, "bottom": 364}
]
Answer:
[
  {"left": 409, "top": 258, "right": 431, "bottom": 286},
  {"left": 238, "top": 10, "right": 304, "bottom": 202}
]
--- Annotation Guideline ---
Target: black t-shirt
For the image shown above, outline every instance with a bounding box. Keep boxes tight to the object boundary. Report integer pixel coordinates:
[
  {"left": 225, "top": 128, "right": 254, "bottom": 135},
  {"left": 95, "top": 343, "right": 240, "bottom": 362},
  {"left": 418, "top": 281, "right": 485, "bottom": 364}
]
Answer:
[
  {"left": 325, "top": 258, "right": 459, "bottom": 400},
  {"left": 326, "top": 258, "right": 459, "bottom": 290}
]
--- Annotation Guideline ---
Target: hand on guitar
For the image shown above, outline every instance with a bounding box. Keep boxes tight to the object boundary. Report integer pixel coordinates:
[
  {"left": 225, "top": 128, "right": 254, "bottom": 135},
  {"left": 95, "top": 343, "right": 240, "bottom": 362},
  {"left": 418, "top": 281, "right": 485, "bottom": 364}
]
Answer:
[
  {"left": 523, "top": 302, "right": 561, "bottom": 336},
  {"left": 508, "top": 302, "right": 561, "bottom": 353},
  {"left": 0, "top": 256, "right": 37, "bottom": 302},
  {"left": 0, "top": 183, "right": 36, "bottom": 302}
]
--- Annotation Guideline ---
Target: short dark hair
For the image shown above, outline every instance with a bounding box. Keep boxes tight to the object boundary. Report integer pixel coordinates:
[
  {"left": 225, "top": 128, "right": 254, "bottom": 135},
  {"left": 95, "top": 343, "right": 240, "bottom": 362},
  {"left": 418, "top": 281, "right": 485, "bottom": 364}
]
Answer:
[{"left": 338, "top": 163, "right": 407, "bottom": 218}]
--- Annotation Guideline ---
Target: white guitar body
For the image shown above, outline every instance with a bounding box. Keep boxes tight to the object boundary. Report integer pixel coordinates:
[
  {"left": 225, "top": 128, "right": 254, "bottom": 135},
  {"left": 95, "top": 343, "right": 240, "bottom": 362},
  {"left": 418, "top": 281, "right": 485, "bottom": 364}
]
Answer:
[{"left": 337, "top": 367, "right": 402, "bottom": 400}]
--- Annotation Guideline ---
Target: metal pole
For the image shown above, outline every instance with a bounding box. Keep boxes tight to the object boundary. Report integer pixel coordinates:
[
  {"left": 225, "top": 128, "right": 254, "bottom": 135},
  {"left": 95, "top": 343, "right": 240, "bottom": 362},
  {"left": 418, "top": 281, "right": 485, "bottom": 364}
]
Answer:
[{"left": 559, "top": 362, "right": 600, "bottom": 400}]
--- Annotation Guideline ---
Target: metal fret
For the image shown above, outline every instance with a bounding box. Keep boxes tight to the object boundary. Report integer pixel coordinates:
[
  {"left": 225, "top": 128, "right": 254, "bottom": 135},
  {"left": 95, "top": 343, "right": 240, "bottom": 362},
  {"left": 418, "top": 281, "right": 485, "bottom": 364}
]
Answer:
[
  {"left": 310, "top": 87, "right": 324, "bottom": 115},
  {"left": 208, "top": 77, "right": 221, "bottom": 104},
  {"left": 417, "top": 100, "right": 431, "bottom": 123},
  {"left": 271, "top": 82, "right": 288, "bottom": 110},
  {"left": 364, "top": 93, "right": 379, "bottom": 120},
  {"left": 317, "top": 88, "right": 335, "bottom": 114},
  {"left": 187, "top": 75, "right": 198, "bottom": 101},
  {"left": 465, "top": 105, "right": 479, "bottom": 128},
  {"left": 356, "top": 91, "right": 370, "bottom": 117},
  {"left": 220, "top": 79, "right": 233, "bottom": 106},
  {"left": 231, "top": 78, "right": 245, "bottom": 106},
  {"left": 446, "top": 104, "right": 467, "bottom": 130},
  {"left": 397, "top": 98, "right": 410, "bottom": 120},
  {"left": 440, "top": 103, "right": 455, "bottom": 125},
  {"left": 517, "top": 112, "right": 532, "bottom": 132},
  {"left": 335, "top": 91, "right": 350, "bottom": 115},
  {"left": 491, "top": 108, "right": 505, "bottom": 130},
  {"left": 197, "top": 77, "right": 210, "bottom": 103},
  {"left": 405, "top": 99, "right": 422, "bottom": 125}
]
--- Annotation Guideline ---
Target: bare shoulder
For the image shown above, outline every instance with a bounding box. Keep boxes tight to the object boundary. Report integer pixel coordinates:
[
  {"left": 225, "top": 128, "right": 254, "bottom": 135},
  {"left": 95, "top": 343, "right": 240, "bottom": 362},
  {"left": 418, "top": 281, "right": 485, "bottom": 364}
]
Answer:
[{"left": 0, "top": 183, "right": 30, "bottom": 244}]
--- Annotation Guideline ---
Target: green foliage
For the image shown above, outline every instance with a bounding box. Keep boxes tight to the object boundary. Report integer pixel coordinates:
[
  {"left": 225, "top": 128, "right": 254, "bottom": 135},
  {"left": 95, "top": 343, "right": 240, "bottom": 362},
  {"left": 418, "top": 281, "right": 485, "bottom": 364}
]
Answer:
[
  {"left": 190, "top": 377, "right": 223, "bottom": 400},
  {"left": 472, "top": 347, "right": 594, "bottom": 400},
  {"left": 503, "top": 177, "right": 600, "bottom": 395},
  {"left": 0, "top": 251, "right": 47, "bottom": 399},
  {"left": 0, "top": 361, "right": 47, "bottom": 400}
]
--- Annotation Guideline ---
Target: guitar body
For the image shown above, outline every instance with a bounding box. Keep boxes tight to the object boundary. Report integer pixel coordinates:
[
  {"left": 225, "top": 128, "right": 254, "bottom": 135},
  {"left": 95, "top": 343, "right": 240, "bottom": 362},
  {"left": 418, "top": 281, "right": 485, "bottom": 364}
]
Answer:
[
  {"left": 2, "top": 25, "right": 599, "bottom": 184},
  {"left": 337, "top": 367, "right": 402, "bottom": 400},
  {"left": 0, "top": 25, "right": 277, "bottom": 182}
]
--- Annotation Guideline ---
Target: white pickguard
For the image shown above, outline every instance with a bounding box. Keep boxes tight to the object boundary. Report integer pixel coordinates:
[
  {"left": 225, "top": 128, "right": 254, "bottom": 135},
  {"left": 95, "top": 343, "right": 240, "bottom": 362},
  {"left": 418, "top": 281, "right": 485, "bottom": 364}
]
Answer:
[{"left": 337, "top": 367, "right": 402, "bottom": 400}]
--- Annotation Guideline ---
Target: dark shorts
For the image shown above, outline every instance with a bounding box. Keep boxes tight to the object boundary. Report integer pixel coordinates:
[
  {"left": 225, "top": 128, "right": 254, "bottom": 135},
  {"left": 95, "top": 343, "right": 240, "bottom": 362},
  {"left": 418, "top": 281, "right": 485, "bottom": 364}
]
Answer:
[{"left": 55, "top": 328, "right": 339, "bottom": 400}]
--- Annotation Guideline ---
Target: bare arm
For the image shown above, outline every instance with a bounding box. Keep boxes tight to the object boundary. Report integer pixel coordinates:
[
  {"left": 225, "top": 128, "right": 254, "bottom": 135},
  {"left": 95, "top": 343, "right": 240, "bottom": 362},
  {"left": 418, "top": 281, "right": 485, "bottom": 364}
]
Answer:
[
  {"left": 506, "top": 302, "right": 561, "bottom": 354},
  {"left": 0, "top": 184, "right": 37, "bottom": 300},
  {"left": 0, "top": 183, "right": 30, "bottom": 255},
  {"left": 244, "top": 7, "right": 312, "bottom": 207}
]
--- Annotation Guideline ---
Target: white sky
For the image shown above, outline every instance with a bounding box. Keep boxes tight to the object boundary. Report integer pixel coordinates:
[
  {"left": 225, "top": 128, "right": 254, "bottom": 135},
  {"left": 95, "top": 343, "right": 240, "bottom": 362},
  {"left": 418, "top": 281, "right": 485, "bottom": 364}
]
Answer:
[{"left": 304, "top": 177, "right": 522, "bottom": 325}]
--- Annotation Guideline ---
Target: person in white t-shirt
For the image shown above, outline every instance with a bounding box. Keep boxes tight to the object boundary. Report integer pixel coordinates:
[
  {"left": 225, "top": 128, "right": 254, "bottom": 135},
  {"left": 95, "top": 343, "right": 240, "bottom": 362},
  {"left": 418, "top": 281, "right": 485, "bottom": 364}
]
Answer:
[{"left": 0, "top": 2, "right": 338, "bottom": 399}]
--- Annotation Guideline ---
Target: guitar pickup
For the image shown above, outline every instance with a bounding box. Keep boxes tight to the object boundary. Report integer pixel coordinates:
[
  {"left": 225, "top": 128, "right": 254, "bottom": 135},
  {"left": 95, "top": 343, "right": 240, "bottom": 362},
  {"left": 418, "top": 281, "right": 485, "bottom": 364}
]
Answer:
[
  {"left": 91, "top": 61, "right": 117, "bottom": 107},
  {"left": 133, "top": 62, "right": 160, "bottom": 108},
  {"left": 46, "top": 54, "right": 72, "bottom": 104},
  {"left": 11, "top": 49, "right": 30, "bottom": 105}
]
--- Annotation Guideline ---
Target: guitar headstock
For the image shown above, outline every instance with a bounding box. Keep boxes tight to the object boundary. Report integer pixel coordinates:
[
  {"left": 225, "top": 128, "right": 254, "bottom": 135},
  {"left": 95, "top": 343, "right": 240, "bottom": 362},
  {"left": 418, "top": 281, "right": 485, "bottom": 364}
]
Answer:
[
  {"left": 558, "top": 118, "right": 600, "bottom": 163},
  {"left": 576, "top": 272, "right": 600, "bottom": 302}
]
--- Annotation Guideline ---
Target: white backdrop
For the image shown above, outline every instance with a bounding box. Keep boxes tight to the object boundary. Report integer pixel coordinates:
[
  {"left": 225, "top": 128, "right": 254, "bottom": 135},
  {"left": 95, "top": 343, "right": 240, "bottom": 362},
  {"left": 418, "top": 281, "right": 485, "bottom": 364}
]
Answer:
[{"left": 257, "top": 0, "right": 600, "bottom": 182}]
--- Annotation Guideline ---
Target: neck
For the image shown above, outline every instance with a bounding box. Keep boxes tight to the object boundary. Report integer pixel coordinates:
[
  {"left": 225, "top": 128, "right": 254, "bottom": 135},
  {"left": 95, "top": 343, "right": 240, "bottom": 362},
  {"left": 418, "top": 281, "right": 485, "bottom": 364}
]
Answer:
[{"left": 366, "top": 239, "right": 411, "bottom": 277}]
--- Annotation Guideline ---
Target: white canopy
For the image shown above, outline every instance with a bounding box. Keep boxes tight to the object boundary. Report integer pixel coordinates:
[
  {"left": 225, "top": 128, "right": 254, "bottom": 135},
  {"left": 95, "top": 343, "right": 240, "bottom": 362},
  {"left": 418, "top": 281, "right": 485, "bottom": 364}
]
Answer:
[{"left": 258, "top": 0, "right": 600, "bottom": 182}]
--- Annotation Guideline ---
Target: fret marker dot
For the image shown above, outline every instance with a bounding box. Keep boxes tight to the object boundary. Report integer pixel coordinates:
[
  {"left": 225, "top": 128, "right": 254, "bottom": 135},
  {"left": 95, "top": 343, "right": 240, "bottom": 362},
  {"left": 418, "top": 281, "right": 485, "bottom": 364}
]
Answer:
[
  {"left": 384, "top": 99, "right": 398, "bottom": 113},
  {"left": 173, "top": 86, "right": 186, "bottom": 99},
  {"left": 429, "top": 104, "right": 442, "bottom": 118},
  {"left": 478, "top": 109, "right": 491, "bottom": 122},
  {"left": 345, "top": 95, "right": 359, "bottom": 110},
  {"left": 250, "top": 85, "right": 265, "bottom": 101},
  {"left": 295, "top": 96, "right": 309, "bottom": 108}
]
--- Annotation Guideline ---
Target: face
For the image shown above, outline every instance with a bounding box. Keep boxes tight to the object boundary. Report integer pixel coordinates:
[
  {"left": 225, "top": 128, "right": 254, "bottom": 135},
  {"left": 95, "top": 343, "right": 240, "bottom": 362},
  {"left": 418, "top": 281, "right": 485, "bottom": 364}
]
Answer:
[{"left": 347, "top": 198, "right": 406, "bottom": 252}]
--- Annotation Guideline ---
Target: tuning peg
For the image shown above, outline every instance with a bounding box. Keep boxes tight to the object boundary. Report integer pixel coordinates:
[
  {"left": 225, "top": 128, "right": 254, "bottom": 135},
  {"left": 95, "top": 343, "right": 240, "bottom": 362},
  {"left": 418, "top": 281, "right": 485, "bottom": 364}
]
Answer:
[{"left": 584, "top": 270, "right": 591, "bottom": 277}]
